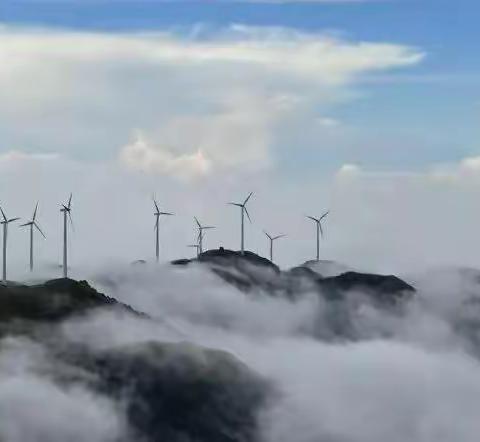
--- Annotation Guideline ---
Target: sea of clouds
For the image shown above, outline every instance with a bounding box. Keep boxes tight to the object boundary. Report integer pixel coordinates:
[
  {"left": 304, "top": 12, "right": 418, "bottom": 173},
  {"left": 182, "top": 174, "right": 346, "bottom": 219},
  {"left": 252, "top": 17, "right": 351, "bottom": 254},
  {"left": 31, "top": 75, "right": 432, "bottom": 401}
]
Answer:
[{"left": 1, "top": 261, "right": 480, "bottom": 441}]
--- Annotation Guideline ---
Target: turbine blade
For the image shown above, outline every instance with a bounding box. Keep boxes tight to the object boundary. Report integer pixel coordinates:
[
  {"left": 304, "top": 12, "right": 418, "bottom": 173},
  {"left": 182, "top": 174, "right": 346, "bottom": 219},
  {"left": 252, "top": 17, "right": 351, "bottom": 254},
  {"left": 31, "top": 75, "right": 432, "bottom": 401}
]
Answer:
[
  {"left": 19, "top": 222, "right": 31, "bottom": 227},
  {"left": 153, "top": 198, "right": 160, "bottom": 214},
  {"left": 307, "top": 216, "right": 319, "bottom": 223},
  {"left": 67, "top": 211, "right": 75, "bottom": 231},
  {"left": 319, "top": 223, "right": 324, "bottom": 238},
  {"left": 33, "top": 202, "right": 39, "bottom": 221},
  {"left": 203, "top": 226, "right": 215, "bottom": 230},
  {"left": 228, "top": 202, "right": 242, "bottom": 207},
  {"left": 0, "top": 206, "right": 7, "bottom": 222},
  {"left": 244, "top": 206, "right": 252, "bottom": 223},
  {"left": 34, "top": 222, "right": 46, "bottom": 238},
  {"left": 160, "top": 212, "right": 174, "bottom": 216},
  {"left": 320, "top": 211, "right": 329, "bottom": 221},
  {"left": 67, "top": 193, "right": 72, "bottom": 209},
  {"left": 244, "top": 192, "right": 253, "bottom": 205},
  {"left": 273, "top": 234, "right": 286, "bottom": 240},
  {"left": 264, "top": 231, "right": 272, "bottom": 240},
  {"left": 8, "top": 217, "right": 20, "bottom": 223},
  {"left": 194, "top": 217, "right": 201, "bottom": 228}
]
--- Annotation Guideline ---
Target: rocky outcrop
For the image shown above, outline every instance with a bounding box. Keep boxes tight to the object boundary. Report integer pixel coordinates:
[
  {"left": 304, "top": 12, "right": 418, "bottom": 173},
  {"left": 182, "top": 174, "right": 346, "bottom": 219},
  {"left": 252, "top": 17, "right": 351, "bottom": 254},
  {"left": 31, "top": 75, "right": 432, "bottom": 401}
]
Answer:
[
  {"left": 0, "top": 278, "right": 142, "bottom": 324},
  {"left": 173, "top": 248, "right": 281, "bottom": 294},
  {"left": 59, "top": 341, "right": 269, "bottom": 442},
  {"left": 174, "top": 248, "right": 415, "bottom": 306},
  {"left": 0, "top": 278, "right": 270, "bottom": 442},
  {"left": 318, "top": 272, "right": 415, "bottom": 305}
]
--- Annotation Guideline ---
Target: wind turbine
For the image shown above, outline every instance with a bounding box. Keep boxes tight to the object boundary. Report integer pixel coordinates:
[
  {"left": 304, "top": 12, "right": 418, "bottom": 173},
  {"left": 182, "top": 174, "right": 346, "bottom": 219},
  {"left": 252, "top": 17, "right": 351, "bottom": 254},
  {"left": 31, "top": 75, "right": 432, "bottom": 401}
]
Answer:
[
  {"left": 0, "top": 205, "right": 20, "bottom": 284},
  {"left": 306, "top": 211, "right": 329, "bottom": 261},
  {"left": 153, "top": 197, "right": 173, "bottom": 262},
  {"left": 264, "top": 231, "right": 286, "bottom": 263},
  {"left": 60, "top": 194, "right": 73, "bottom": 278},
  {"left": 19, "top": 202, "right": 46, "bottom": 272},
  {"left": 187, "top": 243, "right": 201, "bottom": 258},
  {"left": 194, "top": 217, "right": 215, "bottom": 254},
  {"left": 228, "top": 192, "right": 253, "bottom": 255}
]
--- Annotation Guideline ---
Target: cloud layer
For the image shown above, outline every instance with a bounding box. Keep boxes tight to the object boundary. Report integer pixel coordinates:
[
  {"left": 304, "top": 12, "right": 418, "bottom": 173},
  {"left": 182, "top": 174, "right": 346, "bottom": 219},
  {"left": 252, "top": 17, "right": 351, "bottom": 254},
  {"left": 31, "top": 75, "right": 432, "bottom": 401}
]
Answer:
[
  {"left": 0, "top": 24, "right": 423, "bottom": 178},
  {"left": 3, "top": 23, "right": 476, "bottom": 275}
]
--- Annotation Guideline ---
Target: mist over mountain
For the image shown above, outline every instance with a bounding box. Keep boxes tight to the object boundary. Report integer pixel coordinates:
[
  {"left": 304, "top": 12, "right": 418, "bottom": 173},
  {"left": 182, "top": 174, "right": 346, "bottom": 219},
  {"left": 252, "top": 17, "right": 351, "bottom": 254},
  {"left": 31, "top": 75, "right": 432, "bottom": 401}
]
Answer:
[
  {"left": 2, "top": 250, "right": 480, "bottom": 442},
  {"left": 0, "top": 0, "right": 477, "bottom": 440}
]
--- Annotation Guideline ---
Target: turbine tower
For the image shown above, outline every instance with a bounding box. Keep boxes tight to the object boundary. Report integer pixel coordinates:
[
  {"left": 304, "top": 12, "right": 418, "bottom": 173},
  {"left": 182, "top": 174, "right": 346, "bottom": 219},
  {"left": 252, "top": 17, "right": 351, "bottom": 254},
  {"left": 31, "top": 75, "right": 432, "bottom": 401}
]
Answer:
[
  {"left": 264, "top": 231, "right": 286, "bottom": 263},
  {"left": 194, "top": 217, "right": 215, "bottom": 254},
  {"left": 19, "top": 202, "right": 46, "bottom": 272},
  {"left": 60, "top": 194, "right": 73, "bottom": 278},
  {"left": 307, "top": 211, "right": 329, "bottom": 261},
  {"left": 187, "top": 243, "right": 201, "bottom": 258},
  {"left": 0, "top": 206, "right": 20, "bottom": 284},
  {"left": 228, "top": 192, "right": 253, "bottom": 255},
  {"left": 153, "top": 198, "right": 173, "bottom": 262}
]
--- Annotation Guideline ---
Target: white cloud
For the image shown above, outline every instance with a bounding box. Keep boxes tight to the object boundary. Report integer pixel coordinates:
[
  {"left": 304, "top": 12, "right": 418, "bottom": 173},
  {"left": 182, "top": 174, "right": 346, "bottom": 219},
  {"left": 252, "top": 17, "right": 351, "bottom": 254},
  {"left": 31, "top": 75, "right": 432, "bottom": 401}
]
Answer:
[
  {"left": 2, "top": 24, "right": 464, "bottom": 274},
  {"left": 336, "top": 162, "right": 361, "bottom": 176},
  {"left": 326, "top": 156, "right": 480, "bottom": 272},
  {"left": 0, "top": 338, "right": 125, "bottom": 442},
  {"left": 0, "top": 24, "right": 424, "bottom": 178},
  {"left": 120, "top": 131, "right": 212, "bottom": 180},
  {"left": 316, "top": 117, "right": 341, "bottom": 127},
  {"left": 118, "top": 93, "right": 281, "bottom": 178},
  {"left": 58, "top": 262, "right": 480, "bottom": 442},
  {"left": 0, "top": 151, "right": 60, "bottom": 165},
  {"left": 0, "top": 25, "right": 423, "bottom": 81},
  {"left": 427, "top": 155, "right": 480, "bottom": 183}
]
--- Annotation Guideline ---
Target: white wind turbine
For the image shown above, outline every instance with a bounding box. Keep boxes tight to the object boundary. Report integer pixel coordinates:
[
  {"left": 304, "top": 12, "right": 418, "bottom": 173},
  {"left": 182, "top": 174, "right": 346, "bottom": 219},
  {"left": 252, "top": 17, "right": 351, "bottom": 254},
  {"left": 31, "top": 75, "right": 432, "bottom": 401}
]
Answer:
[
  {"left": 153, "top": 198, "right": 173, "bottom": 262},
  {"left": 0, "top": 205, "right": 20, "bottom": 284},
  {"left": 194, "top": 217, "right": 215, "bottom": 254},
  {"left": 60, "top": 194, "right": 73, "bottom": 278},
  {"left": 187, "top": 243, "right": 201, "bottom": 258},
  {"left": 264, "top": 231, "right": 286, "bottom": 263},
  {"left": 228, "top": 192, "right": 253, "bottom": 255},
  {"left": 19, "top": 202, "right": 46, "bottom": 272},
  {"left": 306, "top": 211, "right": 329, "bottom": 261}
]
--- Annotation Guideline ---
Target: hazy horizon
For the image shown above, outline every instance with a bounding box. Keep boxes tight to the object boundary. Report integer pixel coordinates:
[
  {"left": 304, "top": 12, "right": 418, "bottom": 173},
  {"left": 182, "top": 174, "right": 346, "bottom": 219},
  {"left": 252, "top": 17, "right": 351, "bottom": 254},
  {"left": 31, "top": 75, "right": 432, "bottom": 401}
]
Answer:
[{"left": 0, "top": 1, "right": 478, "bottom": 275}]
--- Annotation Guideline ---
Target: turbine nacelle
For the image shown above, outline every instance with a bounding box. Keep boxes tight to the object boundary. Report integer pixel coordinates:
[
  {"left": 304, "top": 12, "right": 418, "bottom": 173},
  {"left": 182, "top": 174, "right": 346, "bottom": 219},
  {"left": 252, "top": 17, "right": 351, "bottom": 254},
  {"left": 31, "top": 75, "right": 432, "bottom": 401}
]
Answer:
[
  {"left": 264, "top": 231, "right": 286, "bottom": 242},
  {"left": 152, "top": 196, "right": 174, "bottom": 261},
  {"left": 264, "top": 230, "right": 286, "bottom": 262},
  {"left": 60, "top": 193, "right": 73, "bottom": 278},
  {"left": 194, "top": 217, "right": 215, "bottom": 232},
  {"left": 20, "top": 202, "right": 46, "bottom": 238},
  {"left": 20, "top": 221, "right": 46, "bottom": 238},
  {"left": 60, "top": 194, "right": 74, "bottom": 231},
  {"left": 0, "top": 206, "right": 19, "bottom": 225},
  {"left": 153, "top": 197, "right": 173, "bottom": 217},
  {"left": 228, "top": 192, "right": 253, "bottom": 223},
  {"left": 307, "top": 211, "right": 329, "bottom": 236},
  {"left": 60, "top": 193, "right": 73, "bottom": 212},
  {"left": 194, "top": 217, "right": 215, "bottom": 247},
  {"left": 0, "top": 218, "right": 20, "bottom": 225}
]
